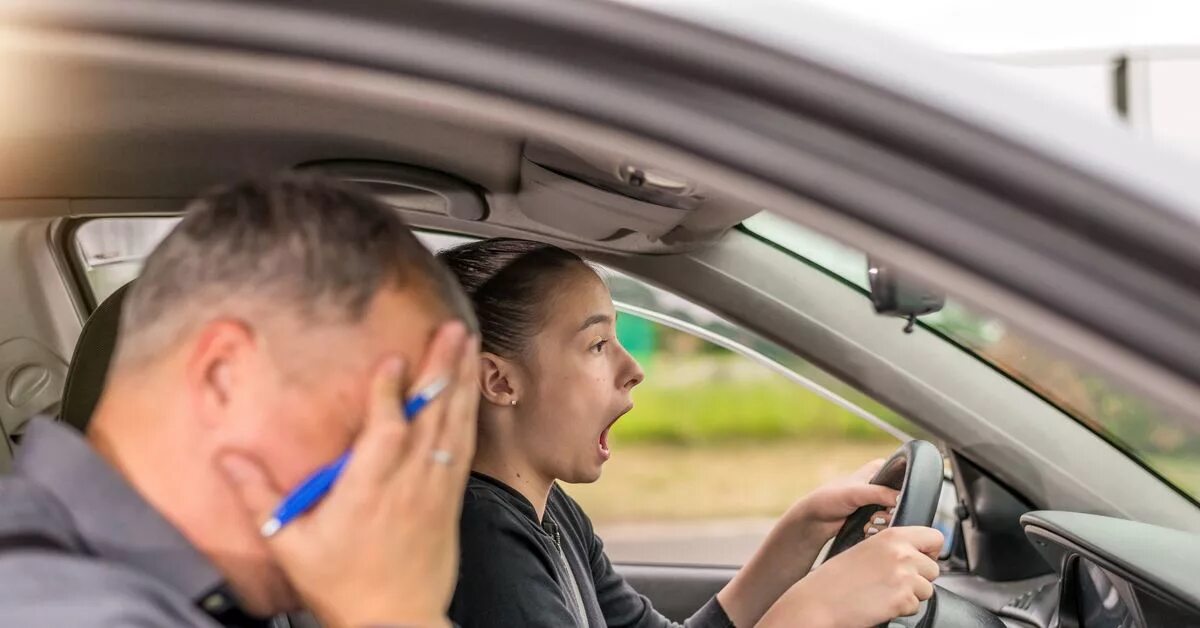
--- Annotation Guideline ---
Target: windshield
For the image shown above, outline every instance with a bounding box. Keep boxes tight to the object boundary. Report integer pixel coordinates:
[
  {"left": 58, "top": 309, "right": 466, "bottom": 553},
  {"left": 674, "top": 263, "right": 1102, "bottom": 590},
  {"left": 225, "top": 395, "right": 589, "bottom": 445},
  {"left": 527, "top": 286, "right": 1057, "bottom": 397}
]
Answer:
[{"left": 745, "top": 212, "right": 1200, "bottom": 502}]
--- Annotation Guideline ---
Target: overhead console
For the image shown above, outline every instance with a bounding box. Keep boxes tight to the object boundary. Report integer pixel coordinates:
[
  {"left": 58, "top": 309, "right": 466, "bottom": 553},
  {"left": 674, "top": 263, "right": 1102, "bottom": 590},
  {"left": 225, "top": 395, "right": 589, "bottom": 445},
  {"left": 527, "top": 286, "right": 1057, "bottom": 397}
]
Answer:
[{"left": 517, "top": 140, "right": 761, "bottom": 244}]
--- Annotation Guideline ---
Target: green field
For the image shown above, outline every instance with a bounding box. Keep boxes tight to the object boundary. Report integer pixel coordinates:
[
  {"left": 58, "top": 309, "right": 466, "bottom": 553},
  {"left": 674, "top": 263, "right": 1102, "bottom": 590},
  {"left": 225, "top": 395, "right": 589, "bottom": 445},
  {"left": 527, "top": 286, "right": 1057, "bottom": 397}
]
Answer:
[
  {"left": 565, "top": 440, "right": 899, "bottom": 523},
  {"left": 570, "top": 360, "right": 908, "bottom": 522},
  {"left": 610, "top": 357, "right": 910, "bottom": 446},
  {"left": 615, "top": 380, "right": 895, "bottom": 445}
]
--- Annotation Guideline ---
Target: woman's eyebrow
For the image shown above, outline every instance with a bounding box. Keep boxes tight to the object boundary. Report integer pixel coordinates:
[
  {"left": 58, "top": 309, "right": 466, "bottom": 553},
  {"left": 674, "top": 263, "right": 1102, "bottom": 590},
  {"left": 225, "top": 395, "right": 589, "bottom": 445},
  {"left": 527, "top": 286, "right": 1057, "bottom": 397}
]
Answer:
[{"left": 577, "top": 313, "right": 613, "bottom": 332}]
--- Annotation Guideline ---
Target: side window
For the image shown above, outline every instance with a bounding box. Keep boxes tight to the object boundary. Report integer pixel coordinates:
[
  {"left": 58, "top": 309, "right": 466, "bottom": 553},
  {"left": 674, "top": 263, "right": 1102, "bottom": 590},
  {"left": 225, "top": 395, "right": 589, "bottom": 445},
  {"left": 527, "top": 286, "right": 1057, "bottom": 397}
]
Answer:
[
  {"left": 73, "top": 217, "right": 180, "bottom": 305},
  {"left": 746, "top": 212, "right": 1200, "bottom": 503},
  {"left": 562, "top": 271, "right": 914, "bottom": 567}
]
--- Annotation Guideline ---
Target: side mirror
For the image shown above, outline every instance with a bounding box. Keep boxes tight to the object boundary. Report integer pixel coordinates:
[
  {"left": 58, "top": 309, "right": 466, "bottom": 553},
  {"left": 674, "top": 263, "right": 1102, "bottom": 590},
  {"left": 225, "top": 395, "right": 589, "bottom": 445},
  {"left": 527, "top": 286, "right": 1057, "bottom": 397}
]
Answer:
[
  {"left": 867, "top": 258, "right": 945, "bottom": 332},
  {"left": 934, "top": 477, "right": 960, "bottom": 560}
]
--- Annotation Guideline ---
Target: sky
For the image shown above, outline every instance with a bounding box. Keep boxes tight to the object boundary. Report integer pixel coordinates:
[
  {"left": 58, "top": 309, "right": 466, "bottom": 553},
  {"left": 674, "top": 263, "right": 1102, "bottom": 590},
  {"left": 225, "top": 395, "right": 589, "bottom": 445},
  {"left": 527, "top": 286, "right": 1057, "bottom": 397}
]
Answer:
[
  {"left": 805, "top": 0, "right": 1200, "bottom": 54},
  {"left": 634, "top": 0, "right": 1200, "bottom": 55},
  {"left": 618, "top": 0, "right": 1200, "bottom": 158}
]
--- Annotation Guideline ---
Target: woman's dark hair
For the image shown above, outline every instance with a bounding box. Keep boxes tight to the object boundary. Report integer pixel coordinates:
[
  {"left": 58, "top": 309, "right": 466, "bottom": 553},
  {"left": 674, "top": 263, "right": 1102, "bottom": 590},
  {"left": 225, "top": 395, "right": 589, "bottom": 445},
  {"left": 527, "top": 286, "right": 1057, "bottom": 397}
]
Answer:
[{"left": 437, "top": 238, "right": 592, "bottom": 357}]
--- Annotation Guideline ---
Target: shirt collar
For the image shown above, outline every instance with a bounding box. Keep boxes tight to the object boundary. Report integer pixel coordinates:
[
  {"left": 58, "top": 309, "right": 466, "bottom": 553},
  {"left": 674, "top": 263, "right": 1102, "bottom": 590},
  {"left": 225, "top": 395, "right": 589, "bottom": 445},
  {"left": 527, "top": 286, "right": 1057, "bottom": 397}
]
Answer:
[
  {"left": 468, "top": 471, "right": 541, "bottom": 521},
  {"left": 15, "top": 418, "right": 225, "bottom": 602},
  {"left": 467, "top": 471, "right": 572, "bottom": 528}
]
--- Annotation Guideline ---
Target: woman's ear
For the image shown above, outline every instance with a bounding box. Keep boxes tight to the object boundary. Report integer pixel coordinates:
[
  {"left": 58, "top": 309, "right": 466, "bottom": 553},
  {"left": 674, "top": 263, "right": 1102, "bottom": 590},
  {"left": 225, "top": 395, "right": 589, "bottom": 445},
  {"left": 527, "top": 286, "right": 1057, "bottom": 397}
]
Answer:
[{"left": 479, "top": 351, "right": 519, "bottom": 407}]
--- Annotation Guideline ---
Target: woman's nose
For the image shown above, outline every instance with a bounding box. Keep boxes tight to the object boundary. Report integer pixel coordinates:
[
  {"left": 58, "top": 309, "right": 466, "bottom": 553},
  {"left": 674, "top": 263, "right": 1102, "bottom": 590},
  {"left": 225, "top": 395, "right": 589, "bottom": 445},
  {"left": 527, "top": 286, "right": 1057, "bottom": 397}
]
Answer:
[{"left": 623, "top": 352, "right": 645, "bottom": 391}]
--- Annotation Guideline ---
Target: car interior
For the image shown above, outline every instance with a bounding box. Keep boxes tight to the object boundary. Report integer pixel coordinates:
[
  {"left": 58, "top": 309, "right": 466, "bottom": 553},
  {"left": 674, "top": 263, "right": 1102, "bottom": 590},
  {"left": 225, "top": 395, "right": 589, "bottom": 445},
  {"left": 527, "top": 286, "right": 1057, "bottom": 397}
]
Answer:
[{"left": 3, "top": 6, "right": 1200, "bottom": 627}]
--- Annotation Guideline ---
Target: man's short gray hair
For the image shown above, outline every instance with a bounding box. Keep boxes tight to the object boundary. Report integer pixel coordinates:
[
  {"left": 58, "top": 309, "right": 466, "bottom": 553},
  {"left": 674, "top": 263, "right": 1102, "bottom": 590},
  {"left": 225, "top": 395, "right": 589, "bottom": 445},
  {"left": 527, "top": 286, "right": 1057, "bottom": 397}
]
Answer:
[{"left": 115, "top": 172, "right": 473, "bottom": 368}]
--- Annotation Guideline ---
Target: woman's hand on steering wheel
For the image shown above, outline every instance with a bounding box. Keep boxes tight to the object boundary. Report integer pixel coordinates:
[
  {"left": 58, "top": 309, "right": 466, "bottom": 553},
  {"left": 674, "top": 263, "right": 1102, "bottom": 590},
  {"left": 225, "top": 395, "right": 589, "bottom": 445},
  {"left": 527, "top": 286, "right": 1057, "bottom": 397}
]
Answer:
[
  {"left": 757, "top": 526, "right": 944, "bottom": 628},
  {"left": 783, "top": 459, "right": 902, "bottom": 541}
]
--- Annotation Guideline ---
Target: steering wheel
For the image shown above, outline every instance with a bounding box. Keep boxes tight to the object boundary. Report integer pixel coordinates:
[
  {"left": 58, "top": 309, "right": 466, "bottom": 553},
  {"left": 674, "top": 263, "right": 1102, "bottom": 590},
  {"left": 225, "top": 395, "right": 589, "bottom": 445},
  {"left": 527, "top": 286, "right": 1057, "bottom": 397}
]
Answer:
[
  {"left": 815, "top": 441, "right": 1002, "bottom": 628},
  {"left": 824, "top": 440, "right": 944, "bottom": 561}
]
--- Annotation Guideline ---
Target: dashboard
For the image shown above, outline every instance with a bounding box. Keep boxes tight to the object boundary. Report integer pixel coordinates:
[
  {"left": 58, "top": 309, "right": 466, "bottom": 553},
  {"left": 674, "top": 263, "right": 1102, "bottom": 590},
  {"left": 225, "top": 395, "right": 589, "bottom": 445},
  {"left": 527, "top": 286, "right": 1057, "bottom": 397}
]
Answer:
[
  {"left": 1072, "top": 557, "right": 1137, "bottom": 627},
  {"left": 1021, "top": 511, "right": 1200, "bottom": 628}
]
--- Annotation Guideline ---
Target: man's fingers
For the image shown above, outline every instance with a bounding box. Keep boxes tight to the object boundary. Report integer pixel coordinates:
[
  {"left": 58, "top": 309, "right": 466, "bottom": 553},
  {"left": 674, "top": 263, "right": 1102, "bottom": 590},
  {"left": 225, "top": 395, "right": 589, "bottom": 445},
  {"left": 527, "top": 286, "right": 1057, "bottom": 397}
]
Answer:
[
  {"left": 371, "top": 356, "right": 406, "bottom": 424},
  {"left": 408, "top": 322, "right": 468, "bottom": 402},
  {"left": 405, "top": 322, "right": 469, "bottom": 463},
  {"left": 344, "top": 355, "right": 411, "bottom": 484},
  {"left": 431, "top": 332, "right": 481, "bottom": 476},
  {"left": 218, "top": 452, "right": 287, "bottom": 539}
]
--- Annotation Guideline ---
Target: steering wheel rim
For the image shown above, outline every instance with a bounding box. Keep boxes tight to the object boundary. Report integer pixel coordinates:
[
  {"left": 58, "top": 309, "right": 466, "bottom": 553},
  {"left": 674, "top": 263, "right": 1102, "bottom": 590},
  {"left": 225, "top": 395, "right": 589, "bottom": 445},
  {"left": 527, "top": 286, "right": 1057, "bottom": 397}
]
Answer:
[
  {"left": 812, "top": 441, "right": 1007, "bottom": 628},
  {"left": 824, "top": 439, "right": 944, "bottom": 561},
  {"left": 818, "top": 440, "right": 943, "bottom": 628}
]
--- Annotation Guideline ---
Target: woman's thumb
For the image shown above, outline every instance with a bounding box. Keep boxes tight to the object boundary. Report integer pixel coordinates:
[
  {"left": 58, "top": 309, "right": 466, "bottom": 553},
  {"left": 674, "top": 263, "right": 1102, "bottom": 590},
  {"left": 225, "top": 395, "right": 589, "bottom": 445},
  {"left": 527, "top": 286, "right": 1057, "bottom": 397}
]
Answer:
[{"left": 844, "top": 483, "right": 899, "bottom": 509}]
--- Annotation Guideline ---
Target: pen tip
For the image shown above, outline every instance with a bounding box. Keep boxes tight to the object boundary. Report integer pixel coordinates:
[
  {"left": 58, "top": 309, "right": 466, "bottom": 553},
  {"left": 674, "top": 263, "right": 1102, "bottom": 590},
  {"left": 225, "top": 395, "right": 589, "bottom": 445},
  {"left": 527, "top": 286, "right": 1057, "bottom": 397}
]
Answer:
[{"left": 260, "top": 518, "right": 282, "bottom": 538}]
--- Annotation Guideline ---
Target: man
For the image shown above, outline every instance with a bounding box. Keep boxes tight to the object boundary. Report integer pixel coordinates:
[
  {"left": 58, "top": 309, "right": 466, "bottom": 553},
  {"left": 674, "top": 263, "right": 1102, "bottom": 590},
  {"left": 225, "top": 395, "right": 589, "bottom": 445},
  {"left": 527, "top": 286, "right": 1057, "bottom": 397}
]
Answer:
[{"left": 0, "top": 174, "right": 480, "bottom": 627}]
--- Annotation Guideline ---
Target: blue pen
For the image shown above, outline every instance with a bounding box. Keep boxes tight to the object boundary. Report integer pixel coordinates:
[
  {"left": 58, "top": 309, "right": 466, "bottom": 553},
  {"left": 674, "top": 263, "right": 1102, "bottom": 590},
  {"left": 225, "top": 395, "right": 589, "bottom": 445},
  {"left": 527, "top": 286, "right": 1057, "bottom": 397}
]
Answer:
[{"left": 259, "top": 377, "right": 450, "bottom": 538}]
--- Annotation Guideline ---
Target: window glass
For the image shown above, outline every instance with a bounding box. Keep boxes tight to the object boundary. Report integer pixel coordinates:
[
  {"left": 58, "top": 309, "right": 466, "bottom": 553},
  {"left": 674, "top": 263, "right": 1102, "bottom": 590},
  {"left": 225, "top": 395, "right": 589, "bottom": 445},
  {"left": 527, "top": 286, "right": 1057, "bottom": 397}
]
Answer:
[
  {"left": 567, "top": 310, "right": 904, "bottom": 566},
  {"left": 745, "top": 212, "right": 1200, "bottom": 501},
  {"left": 73, "top": 217, "right": 180, "bottom": 304}
]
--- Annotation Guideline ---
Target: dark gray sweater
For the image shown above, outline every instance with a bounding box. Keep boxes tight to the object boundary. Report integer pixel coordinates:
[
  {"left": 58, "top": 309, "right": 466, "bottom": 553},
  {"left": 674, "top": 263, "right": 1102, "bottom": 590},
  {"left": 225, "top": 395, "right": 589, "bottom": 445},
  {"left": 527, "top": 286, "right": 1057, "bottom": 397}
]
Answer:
[{"left": 450, "top": 473, "right": 735, "bottom": 628}]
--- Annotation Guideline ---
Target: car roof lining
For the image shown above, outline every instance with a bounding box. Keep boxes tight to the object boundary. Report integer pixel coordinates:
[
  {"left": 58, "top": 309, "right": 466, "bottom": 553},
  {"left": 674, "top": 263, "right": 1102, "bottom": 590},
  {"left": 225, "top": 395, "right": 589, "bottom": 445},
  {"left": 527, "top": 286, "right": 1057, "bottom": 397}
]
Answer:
[{"left": 0, "top": 31, "right": 758, "bottom": 253}]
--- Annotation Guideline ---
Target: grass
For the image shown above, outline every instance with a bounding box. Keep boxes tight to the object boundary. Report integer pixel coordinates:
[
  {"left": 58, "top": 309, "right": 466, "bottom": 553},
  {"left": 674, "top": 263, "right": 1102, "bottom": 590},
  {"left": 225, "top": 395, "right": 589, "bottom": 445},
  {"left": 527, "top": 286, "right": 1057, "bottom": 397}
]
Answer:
[
  {"left": 613, "top": 374, "right": 900, "bottom": 446},
  {"left": 564, "top": 356, "right": 909, "bottom": 523},
  {"left": 563, "top": 440, "right": 900, "bottom": 523}
]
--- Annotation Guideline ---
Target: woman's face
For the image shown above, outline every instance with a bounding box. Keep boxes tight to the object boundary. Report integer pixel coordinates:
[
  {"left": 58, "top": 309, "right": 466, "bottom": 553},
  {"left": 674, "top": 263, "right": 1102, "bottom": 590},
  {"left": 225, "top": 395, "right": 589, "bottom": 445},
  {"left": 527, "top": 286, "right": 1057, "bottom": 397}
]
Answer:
[{"left": 515, "top": 267, "right": 645, "bottom": 484}]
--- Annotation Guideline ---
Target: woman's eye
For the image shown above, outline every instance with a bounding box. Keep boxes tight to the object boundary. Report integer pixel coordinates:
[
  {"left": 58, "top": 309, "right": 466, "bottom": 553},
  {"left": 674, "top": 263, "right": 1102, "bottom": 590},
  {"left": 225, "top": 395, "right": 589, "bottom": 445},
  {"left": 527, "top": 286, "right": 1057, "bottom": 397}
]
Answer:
[{"left": 591, "top": 339, "right": 609, "bottom": 353}]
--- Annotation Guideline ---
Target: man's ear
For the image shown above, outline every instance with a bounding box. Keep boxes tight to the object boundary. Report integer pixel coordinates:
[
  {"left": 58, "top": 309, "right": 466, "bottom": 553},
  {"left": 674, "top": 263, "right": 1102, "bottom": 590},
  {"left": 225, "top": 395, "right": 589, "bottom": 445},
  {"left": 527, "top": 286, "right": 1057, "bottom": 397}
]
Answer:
[
  {"left": 184, "top": 318, "right": 258, "bottom": 424},
  {"left": 479, "top": 351, "right": 519, "bottom": 407}
]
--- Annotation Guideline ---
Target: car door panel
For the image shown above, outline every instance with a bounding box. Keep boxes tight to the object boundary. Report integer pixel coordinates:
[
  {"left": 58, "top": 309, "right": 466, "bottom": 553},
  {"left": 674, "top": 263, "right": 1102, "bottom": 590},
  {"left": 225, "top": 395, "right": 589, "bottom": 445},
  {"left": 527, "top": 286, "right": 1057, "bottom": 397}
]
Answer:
[{"left": 614, "top": 563, "right": 735, "bottom": 623}]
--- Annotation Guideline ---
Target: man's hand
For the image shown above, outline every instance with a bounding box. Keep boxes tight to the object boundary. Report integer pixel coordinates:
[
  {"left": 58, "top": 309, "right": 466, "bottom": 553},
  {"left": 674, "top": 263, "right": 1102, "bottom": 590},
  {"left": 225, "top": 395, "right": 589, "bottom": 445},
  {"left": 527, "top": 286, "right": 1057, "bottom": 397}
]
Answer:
[
  {"left": 757, "top": 526, "right": 944, "bottom": 628},
  {"left": 219, "top": 321, "right": 479, "bottom": 628}
]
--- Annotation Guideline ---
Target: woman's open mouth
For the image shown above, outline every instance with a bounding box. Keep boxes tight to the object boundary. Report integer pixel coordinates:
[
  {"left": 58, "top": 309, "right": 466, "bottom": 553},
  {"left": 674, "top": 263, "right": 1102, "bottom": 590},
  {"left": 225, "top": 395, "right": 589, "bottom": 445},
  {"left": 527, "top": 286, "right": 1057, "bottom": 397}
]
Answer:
[{"left": 598, "top": 404, "right": 634, "bottom": 460}]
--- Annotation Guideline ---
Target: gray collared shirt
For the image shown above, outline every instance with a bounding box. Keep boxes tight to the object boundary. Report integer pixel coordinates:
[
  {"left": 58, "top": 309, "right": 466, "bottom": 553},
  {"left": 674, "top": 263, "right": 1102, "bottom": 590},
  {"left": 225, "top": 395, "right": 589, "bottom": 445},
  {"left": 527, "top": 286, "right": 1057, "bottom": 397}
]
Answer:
[{"left": 0, "top": 418, "right": 246, "bottom": 627}]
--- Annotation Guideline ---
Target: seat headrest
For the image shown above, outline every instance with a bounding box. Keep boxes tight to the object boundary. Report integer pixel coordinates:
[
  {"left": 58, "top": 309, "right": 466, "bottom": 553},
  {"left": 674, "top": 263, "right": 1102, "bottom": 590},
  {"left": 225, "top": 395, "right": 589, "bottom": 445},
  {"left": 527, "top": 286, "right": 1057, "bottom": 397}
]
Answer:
[{"left": 60, "top": 283, "right": 132, "bottom": 432}]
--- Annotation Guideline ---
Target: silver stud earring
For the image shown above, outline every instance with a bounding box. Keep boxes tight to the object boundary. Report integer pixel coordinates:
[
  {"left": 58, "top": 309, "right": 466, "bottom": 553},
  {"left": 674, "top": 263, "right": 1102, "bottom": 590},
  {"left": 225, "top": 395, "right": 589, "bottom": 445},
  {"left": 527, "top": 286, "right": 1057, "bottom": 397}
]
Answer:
[{"left": 510, "top": 399, "right": 518, "bottom": 406}]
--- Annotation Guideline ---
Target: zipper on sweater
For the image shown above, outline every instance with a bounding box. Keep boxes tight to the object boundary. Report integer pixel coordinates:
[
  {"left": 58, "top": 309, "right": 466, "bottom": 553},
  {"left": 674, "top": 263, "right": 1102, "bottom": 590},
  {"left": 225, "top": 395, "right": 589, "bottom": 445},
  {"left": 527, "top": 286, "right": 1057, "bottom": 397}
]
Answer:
[{"left": 543, "top": 517, "right": 588, "bottom": 627}]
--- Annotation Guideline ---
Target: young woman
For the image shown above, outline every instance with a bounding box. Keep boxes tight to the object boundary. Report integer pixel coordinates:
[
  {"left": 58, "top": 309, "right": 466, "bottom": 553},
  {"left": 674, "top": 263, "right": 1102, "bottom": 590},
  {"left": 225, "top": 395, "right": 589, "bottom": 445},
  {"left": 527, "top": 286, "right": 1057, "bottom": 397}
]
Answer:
[{"left": 440, "top": 238, "right": 942, "bottom": 628}]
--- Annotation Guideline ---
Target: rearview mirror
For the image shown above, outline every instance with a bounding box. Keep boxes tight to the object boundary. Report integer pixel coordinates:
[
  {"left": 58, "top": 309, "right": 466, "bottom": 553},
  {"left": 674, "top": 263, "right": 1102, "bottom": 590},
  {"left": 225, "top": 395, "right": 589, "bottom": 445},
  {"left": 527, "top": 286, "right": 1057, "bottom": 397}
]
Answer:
[{"left": 867, "top": 258, "right": 945, "bottom": 332}]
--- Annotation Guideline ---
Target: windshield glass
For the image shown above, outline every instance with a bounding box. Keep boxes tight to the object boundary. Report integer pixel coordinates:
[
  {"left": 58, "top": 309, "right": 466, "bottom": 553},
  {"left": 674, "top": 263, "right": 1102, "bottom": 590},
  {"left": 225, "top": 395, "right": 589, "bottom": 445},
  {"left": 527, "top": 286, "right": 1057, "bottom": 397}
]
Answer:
[{"left": 745, "top": 212, "right": 1200, "bottom": 501}]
